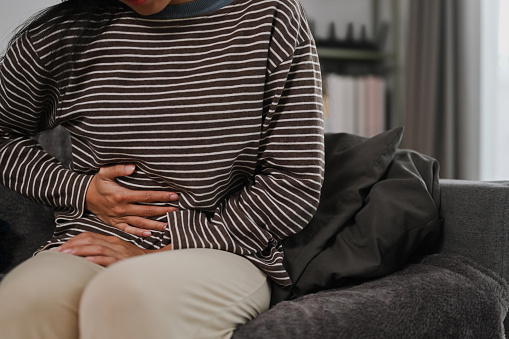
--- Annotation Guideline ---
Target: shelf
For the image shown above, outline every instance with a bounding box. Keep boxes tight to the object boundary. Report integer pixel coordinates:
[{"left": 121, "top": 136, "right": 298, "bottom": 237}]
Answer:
[
  {"left": 314, "top": 0, "right": 401, "bottom": 130},
  {"left": 317, "top": 47, "right": 389, "bottom": 61}
]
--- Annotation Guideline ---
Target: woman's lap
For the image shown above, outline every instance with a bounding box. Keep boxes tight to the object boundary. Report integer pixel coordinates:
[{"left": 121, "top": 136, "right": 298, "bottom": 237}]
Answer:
[
  {"left": 0, "top": 248, "right": 270, "bottom": 339},
  {"left": 0, "top": 249, "right": 103, "bottom": 338}
]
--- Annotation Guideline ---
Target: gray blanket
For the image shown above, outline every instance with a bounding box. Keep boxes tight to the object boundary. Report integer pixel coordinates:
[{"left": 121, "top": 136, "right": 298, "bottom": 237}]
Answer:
[{"left": 233, "top": 253, "right": 509, "bottom": 338}]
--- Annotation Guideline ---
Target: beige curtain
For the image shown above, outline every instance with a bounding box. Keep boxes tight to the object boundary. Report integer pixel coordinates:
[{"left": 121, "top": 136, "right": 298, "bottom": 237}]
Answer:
[{"left": 403, "top": 0, "right": 462, "bottom": 179}]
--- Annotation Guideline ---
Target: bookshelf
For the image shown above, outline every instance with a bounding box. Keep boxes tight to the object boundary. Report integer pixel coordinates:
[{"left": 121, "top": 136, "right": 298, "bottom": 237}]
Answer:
[{"left": 312, "top": 0, "right": 401, "bottom": 133}]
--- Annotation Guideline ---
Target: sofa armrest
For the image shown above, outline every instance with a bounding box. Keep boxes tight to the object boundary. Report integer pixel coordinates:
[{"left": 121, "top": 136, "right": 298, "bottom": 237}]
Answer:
[{"left": 438, "top": 179, "right": 509, "bottom": 283}]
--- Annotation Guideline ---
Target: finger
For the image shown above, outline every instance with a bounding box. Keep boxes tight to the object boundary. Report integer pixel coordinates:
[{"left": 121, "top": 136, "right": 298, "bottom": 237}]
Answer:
[
  {"left": 115, "top": 222, "right": 155, "bottom": 237},
  {"left": 57, "top": 233, "right": 110, "bottom": 251},
  {"left": 121, "top": 204, "right": 178, "bottom": 218},
  {"left": 62, "top": 244, "right": 115, "bottom": 257},
  {"left": 117, "top": 216, "right": 168, "bottom": 232},
  {"left": 120, "top": 190, "right": 180, "bottom": 205},
  {"left": 98, "top": 164, "right": 136, "bottom": 180}
]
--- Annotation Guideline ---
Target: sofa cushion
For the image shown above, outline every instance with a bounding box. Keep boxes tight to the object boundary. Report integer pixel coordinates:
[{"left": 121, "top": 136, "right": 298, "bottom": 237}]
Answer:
[
  {"left": 0, "top": 185, "right": 55, "bottom": 274},
  {"left": 0, "top": 218, "right": 9, "bottom": 272}
]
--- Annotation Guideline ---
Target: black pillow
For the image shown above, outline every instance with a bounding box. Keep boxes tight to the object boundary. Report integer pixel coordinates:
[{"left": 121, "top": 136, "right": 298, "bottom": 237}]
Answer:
[{"left": 271, "top": 127, "right": 442, "bottom": 303}]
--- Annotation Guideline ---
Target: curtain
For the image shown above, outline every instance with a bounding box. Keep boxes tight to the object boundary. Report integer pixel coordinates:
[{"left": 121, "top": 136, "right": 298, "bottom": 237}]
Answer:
[{"left": 403, "top": 0, "right": 463, "bottom": 179}]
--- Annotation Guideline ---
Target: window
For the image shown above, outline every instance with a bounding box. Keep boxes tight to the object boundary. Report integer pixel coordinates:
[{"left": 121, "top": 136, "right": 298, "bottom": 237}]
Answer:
[{"left": 481, "top": 0, "right": 509, "bottom": 180}]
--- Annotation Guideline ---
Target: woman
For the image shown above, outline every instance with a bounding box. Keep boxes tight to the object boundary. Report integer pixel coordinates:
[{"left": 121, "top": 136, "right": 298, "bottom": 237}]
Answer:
[{"left": 0, "top": 0, "right": 324, "bottom": 337}]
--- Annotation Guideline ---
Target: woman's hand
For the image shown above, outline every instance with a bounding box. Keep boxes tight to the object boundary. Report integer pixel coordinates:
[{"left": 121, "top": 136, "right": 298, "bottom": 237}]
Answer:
[
  {"left": 56, "top": 232, "right": 172, "bottom": 266},
  {"left": 85, "top": 164, "right": 179, "bottom": 237}
]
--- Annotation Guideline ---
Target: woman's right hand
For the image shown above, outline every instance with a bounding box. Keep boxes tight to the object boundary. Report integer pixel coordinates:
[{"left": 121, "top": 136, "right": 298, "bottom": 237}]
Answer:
[{"left": 85, "top": 164, "right": 179, "bottom": 237}]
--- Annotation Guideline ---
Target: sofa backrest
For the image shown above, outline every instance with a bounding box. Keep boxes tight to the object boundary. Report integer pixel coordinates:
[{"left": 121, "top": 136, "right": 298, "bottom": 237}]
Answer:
[{"left": 0, "top": 184, "right": 55, "bottom": 274}]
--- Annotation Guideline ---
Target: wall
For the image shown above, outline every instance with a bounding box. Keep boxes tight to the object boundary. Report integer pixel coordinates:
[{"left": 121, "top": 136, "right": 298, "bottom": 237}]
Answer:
[
  {"left": 0, "top": 0, "right": 57, "bottom": 53},
  {"left": 299, "top": 0, "right": 374, "bottom": 42},
  {"left": 299, "top": 0, "right": 398, "bottom": 48}
]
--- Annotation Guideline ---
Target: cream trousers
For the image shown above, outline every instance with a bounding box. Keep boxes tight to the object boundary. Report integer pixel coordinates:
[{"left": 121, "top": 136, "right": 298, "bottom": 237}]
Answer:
[{"left": 0, "top": 248, "right": 270, "bottom": 339}]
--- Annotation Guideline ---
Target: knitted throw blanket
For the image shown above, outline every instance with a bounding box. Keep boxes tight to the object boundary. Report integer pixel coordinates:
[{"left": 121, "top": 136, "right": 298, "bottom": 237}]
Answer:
[{"left": 233, "top": 253, "right": 509, "bottom": 338}]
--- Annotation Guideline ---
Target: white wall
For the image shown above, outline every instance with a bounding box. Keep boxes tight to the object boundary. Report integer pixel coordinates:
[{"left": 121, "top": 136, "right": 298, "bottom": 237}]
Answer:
[{"left": 0, "top": 0, "right": 58, "bottom": 53}]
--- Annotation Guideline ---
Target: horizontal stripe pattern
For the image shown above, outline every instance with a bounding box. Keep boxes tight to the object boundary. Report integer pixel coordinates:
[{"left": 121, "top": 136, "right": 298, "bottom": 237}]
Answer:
[{"left": 0, "top": 0, "right": 324, "bottom": 285}]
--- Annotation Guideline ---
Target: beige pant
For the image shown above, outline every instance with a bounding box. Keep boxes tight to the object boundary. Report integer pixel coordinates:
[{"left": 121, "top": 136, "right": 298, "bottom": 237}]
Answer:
[{"left": 0, "top": 248, "right": 270, "bottom": 339}]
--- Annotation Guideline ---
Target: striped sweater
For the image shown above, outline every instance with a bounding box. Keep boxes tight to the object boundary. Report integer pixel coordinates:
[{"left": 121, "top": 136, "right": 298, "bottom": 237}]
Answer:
[{"left": 0, "top": 0, "right": 324, "bottom": 285}]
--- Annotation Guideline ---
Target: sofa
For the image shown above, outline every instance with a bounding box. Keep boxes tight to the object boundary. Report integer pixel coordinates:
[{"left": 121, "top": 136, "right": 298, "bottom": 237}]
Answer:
[{"left": 1, "top": 127, "right": 508, "bottom": 338}]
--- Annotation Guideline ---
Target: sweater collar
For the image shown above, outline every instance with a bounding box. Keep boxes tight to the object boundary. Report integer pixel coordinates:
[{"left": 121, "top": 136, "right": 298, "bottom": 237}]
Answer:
[{"left": 146, "top": 0, "right": 235, "bottom": 19}]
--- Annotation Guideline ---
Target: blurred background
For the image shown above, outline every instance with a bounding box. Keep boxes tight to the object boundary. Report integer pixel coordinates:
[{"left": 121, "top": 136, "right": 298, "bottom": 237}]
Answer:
[{"left": 1, "top": 0, "right": 508, "bottom": 181}]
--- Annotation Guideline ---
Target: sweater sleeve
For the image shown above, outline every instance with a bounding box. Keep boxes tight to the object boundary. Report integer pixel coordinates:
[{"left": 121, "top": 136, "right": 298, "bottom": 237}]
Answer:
[
  {"left": 166, "top": 36, "right": 324, "bottom": 266},
  {"left": 0, "top": 32, "right": 93, "bottom": 219}
]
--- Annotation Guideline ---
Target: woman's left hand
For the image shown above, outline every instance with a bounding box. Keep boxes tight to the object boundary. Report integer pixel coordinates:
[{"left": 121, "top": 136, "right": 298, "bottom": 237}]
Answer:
[{"left": 56, "top": 232, "right": 167, "bottom": 266}]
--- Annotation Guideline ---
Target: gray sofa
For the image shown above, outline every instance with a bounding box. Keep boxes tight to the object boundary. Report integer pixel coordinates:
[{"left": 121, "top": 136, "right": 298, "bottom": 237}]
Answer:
[
  {"left": 1, "top": 180, "right": 509, "bottom": 337},
  {"left": 1, "top": 127, "right": 508, "bottom": 337}
]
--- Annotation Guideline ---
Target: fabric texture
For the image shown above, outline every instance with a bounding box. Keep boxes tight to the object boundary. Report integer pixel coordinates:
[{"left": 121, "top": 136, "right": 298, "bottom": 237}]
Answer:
[
  {"left": 0, "top": 219, "right": 9, "bottom": 272},
  {"left": 0, "top": 0, "right": 325, "bottom": 286},
  {"left": 271, "top": 127, "right": 442, "bottom": 303},
  {"left": 35, "top": 126, "right": 72, "bottom": 166},
  {"left": 0, "top": 249, "right": 270, "bottom": 339},
  {"left": 233, "top": 253, "right": 509, "bottom": 339},
  {"left": 146, "top": 0, "right": 235, "bottom": 19},
  {"left": 0, "top": 184, "right": 55, "bottom": 273},
  {"left": 0, "top": 250, "right": 104, "bottom": 338},
  {"left": 439, "top": 179, "right": 509, "bottom": 283}
]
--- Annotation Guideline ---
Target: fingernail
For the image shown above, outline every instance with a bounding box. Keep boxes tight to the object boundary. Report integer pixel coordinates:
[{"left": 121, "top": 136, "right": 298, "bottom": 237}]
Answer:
[
  {"left": 63, "top": 249, "right": 73, "bottom": 254},
  {"left": 170, "top": 194, "right": 179, "bottom": 201},
  {"left": 142, "top": 231, "right": 151, "bottom": 237},
  {"left": 55, "top": 246, "right": 62, "bottom": 252},
  {"left": 126, "top": 164, "right": 135, "bottom": 173}
]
